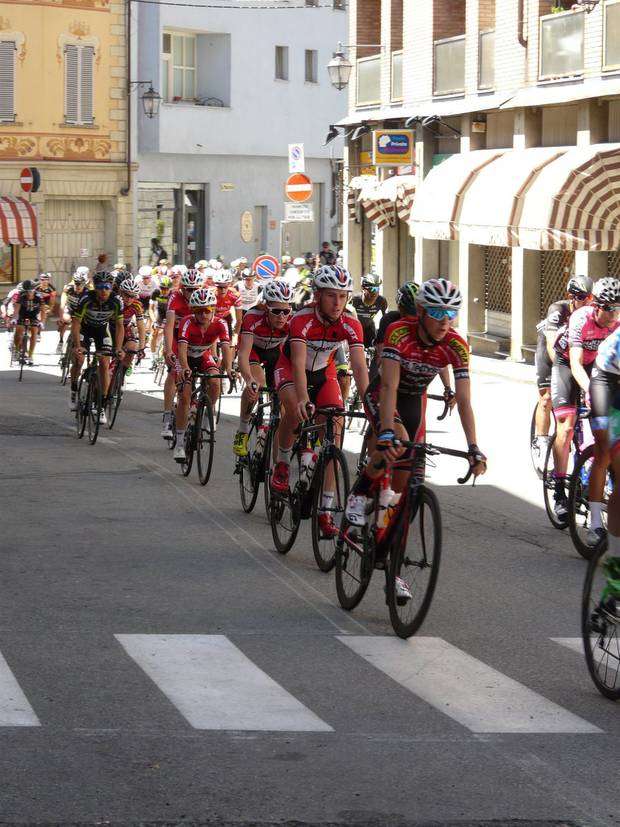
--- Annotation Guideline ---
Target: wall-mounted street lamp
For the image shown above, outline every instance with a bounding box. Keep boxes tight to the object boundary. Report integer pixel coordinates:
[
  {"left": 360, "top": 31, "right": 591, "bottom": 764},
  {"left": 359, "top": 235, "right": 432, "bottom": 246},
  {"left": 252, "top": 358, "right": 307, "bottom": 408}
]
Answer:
[
  {"left": 129, "top": 80, "right": 162, "bottom": 118},
  {"left": 327, "top": 41, "right": 384, "bottom": 91}
]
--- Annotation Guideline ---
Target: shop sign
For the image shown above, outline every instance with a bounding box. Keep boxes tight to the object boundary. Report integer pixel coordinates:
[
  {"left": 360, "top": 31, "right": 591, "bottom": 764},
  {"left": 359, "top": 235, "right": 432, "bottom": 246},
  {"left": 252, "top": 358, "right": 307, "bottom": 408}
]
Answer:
[
  {"left": 372, "top": 130, "right": 414, "bottom": 167},
  {"left": 220, "top": 183, "right": 235, "bottom": 192},
  {"left": 240, "top": 210, "right": 253, "bottom": 243},
  {"left": 359, "top": 151, "right": 376, "bottom": 176},
  {"left": 284, "top": 202, "right": 314, "bottom": 222}
]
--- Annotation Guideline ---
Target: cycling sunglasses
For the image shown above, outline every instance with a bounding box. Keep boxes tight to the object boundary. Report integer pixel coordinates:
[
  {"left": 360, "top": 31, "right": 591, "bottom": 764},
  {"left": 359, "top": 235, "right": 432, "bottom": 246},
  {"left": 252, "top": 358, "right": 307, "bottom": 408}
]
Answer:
[
  {"left": 194, "top": 306, "right": 215, "bottom": 314},
  {"left": 595, "top": 303, "right": 619, "bottom": 313},
  {"left": 95, "top": 283, "right": 112, "bottom": 291},
  {"left": 426, "top": 307, "right": 458, "bottom": 321},
  {"left": 569, "top": 290, "right": 589, "bottom": 301},
  {"left": 268, "top": 307, "right": 292, "bottom": 316}
]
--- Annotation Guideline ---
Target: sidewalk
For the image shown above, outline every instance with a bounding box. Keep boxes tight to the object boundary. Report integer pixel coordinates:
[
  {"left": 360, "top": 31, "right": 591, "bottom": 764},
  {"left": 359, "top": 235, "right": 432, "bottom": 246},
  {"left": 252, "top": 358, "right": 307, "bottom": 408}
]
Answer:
[{"left": 470, "top": 353, "right": 536, "bottom": 386}]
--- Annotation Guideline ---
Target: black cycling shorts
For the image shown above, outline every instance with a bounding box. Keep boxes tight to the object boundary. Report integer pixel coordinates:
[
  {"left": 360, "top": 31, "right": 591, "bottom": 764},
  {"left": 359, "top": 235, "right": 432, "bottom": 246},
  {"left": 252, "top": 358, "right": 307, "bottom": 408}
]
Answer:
[
  {"left": 589, "top": 367, "right": 613, "bottom": 432},
  {"left": 535, "top": 332, "right": 552, "bottom": 390},
  {"left": 250, "top": 346, "right": 280, "bottom": 388},
  {"left": 551, "top": 359, "right": 592, "bottom": 416},
  {"left": 80, "top": 324, "right": 113, "bottom": 356}
]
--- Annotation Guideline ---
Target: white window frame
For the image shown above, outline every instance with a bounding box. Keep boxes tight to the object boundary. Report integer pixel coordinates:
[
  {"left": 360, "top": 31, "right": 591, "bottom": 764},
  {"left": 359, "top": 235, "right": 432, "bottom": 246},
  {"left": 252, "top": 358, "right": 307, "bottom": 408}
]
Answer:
[
  {"left": 0, "top": 40, "right": 16, "bottom": 123},
  {"left": 64, "top": 43, "right": 94, "bottom": 126},
  {"left": 162, "top": 30, "right": 197, "bottom": 102},
  {"left": 304, "top": 49, "right": 318, "bottom": 83},
  {"left": 275, "top": 45, "right": 289, "bottom": 81},
  {"left": 603, "top": 0, "right": 620, "bottom": 72}
]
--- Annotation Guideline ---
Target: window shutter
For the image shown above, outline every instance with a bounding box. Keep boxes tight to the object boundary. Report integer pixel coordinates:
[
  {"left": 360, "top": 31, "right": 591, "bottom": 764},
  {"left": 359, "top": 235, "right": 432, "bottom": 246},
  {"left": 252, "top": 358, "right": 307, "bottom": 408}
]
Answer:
[
  {"left": 0, "top": 41, "right": 16, "bottom": 123},
  {"left": 65, "top": 44, "right": 79, "bottom": 124},
  {"left": 80, "top": 46, "right": 94, "bottom": 124}
]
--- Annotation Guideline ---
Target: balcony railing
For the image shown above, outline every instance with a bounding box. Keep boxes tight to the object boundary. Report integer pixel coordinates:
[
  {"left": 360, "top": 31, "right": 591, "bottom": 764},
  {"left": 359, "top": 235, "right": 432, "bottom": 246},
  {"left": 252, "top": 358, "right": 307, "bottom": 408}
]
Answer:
[
  {"left": 478, "top": 29, "right": 495, "bottom": 90},
  {"left": 539, "top": 9, "right": 584, "bottom": 80},
  {"left": 434, "top": 35, "right": 465, "bottom": 96},
  {"left": 391, "top": 50, "right": 403, "bottom": 101},
  {"left": 356, "top": 55, "right": 381, "bottom": 107},
  {"left": 604, "top": 0, "right": 620, "bottom": 71}
]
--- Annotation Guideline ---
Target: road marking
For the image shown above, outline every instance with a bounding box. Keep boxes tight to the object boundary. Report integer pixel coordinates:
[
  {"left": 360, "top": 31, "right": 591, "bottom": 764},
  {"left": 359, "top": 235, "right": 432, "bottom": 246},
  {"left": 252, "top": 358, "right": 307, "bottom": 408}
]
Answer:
[
  {"left": 116, "top": 634, "right": 333, "bottom": 732},
  {"left": 338, "top": 636, "right": 601, "bottom": 734},
  {"left": 551, "top": 637, "right": 585, "bottom": 655},
  {"left": 0, "top": 651, "right": 40, "bottom": 726}
]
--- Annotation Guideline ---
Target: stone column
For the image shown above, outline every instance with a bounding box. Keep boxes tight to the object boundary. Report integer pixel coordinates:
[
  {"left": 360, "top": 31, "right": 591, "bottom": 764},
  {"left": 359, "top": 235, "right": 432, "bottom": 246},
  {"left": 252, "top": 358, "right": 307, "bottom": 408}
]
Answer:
[
  {"left": 343, "top": 141, "right": 363, "bottom": 286},
  {"left": 413, "top": 121, "right": 438, "bottom": 283},
  {"left": 511, "top": 247, "right": 541, "bottom": 361},
  {"left": 377, "top": 223, "right": 399, "bottom": 299},
  {"left": 458, "top": 241, "right": 485, "bottom": 340},
  {"left": 575, "top": 99, "right": 609, "bottom": 283}
]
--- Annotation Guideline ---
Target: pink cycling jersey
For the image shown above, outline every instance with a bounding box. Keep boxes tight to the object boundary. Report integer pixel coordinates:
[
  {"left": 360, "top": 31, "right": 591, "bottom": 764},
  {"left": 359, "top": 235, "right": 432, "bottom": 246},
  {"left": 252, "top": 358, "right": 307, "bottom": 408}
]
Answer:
[{"left": 554, "top": 304, "right": 619, "bottom": 366}]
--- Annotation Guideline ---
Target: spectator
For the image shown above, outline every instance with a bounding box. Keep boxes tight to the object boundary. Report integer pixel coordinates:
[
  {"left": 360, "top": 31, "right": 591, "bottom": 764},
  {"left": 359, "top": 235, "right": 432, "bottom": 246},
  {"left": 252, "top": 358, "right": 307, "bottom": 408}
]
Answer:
[
  {"left": 94, "top": 253, "right": 108, "bottom": 275},
  {"left": 151, "top": 237, "right": 168, "bottom": 265},
  {"left": 318, "top": 241, "right": 335, "bottom": 266}
]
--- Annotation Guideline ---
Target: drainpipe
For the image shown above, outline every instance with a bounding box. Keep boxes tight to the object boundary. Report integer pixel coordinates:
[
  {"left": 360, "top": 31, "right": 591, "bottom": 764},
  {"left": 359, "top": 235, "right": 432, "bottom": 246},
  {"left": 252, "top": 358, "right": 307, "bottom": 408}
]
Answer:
[
  {"left": 120, "top": 0, "right": 131, "bottom": 196},
  {"left": 518, "top": 0, "right": 528, "bottom": 47}
]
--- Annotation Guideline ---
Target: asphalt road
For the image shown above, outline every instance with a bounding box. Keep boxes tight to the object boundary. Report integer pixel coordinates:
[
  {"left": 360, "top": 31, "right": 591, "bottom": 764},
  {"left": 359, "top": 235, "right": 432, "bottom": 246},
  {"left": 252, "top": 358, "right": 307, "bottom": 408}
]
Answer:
[{"left": 0, "top": 333, "right": 618, "bottom": 826}]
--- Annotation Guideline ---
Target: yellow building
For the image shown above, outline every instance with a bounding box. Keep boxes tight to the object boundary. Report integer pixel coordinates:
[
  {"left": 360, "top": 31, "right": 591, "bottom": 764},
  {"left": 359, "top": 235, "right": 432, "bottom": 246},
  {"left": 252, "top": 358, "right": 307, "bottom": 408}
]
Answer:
[{"left": 0, "top": 0, "right": 132, "bottom": 289}]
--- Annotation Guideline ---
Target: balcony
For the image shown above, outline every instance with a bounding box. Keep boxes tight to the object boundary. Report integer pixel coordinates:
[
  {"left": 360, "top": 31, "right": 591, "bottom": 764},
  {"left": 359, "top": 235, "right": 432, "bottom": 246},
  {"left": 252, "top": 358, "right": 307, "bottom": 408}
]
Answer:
[
  {"left": 391, "top": 51, "right": 403, "bottom": 101},
  {"left": 539, "top": 9, "right": 584, "bottom": 80},
  {"left": 478, "top": 29, "right": 495, "bottom": 90},
  {"left": 604, "top": 0, "right": 620, "bottom": 71},
  {"left": 356, "top": 55, "right": 381, "bottom": 107},
  {"left": 434, "top": 35, "right": 465, "bottom": 97}
]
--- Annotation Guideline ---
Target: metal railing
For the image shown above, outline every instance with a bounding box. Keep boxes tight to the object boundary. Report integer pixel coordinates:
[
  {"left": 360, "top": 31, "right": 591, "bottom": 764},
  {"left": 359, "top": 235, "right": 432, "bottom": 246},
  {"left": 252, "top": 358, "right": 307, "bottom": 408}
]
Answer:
[
  {"left": 356, "top": 54, "right": 381, "bottom": 106},
  {"left": 433, "top": 35, "right": 465, "bottom": 96},
  {"left": 391, "top": 50, "right": 403, "bottom": 101},
  {"left": 478, "top": 29, "right": 495, "bottom": 90},
  {"left": 539, "top": 9, "right": 584, "bottom": 80},
  {"left": 604, "top": 0, "right": 620, "bottom": 71}
]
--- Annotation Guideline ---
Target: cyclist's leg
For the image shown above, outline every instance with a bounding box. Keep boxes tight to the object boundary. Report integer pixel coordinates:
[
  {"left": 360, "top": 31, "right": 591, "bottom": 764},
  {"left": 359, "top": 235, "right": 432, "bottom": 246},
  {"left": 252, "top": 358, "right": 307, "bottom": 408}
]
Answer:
[
  {"left": 589, "top": 368, "right": 612, "bottom": 536},
  {"left": 14, "top": 322, "right": 24, "bottom": 352},
  {"left": 121, "top": 326, "right": 138, "bottom": 369},
  {"left": 239, "top": 356, "right": 265, "bottom": 428},
  {"left": 175, "top": 376, "right": 192, "bottom": 432},
  {"left": 551, "top": 362, "right": 577, "bottom": 478},
  {"left": 28, "top": 322, "right": 38, "bottom": 358},
  {"left": 605, "top": 400, "right": 620, "bottom": 594}
]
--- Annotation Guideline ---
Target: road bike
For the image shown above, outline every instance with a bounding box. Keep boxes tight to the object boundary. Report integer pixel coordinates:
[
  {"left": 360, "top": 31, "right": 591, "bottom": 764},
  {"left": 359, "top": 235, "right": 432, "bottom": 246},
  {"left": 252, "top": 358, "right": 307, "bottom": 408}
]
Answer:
[
  {"left": 529, "top": 400, "right": 556, "bottom": 479},
  {"left": 59, "top": 333, "right": 73, "bottom": 386},
  {"left": 335, "top": 442, "right": 474, "bottom": 639},
  {"left": 269, "top": 407, "right": 350, "bottom": 572},
  {"left": 178, "top": 371, "right": 228, "bottom": 485},
  {"left": 75, "top": 346, "right": 104, "bottom": 445},
  {"left": 581, "top": 543, "right": 620, "bottom": 700},
  {"left": 567, "top": 447, "right": 614, "bottom": 559},
  {"left": 235, "top": 386, "right": 280, "bottom": 515},
  {"left": 542, "top": 401, "right": 589, "bottom": 529},
  {"left": 15, "top": 319, "right": 33, "bottom": 382}
]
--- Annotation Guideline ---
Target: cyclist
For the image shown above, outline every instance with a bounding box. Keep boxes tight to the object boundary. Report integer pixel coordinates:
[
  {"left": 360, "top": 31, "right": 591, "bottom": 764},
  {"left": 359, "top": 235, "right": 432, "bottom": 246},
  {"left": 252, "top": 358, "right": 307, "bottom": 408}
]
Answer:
[
  {"left": 235, "top": 268, "right": 260, "bottom": 314},
  {"left": 213, "top": 269, "right": 242, "bottom": 341},
  {"left": 351, "top": 273, "right": 388, "bottom": 349},
  {"left": 169, "top": 263, "right": 186, "bottom": 290},
  {"left": 233, "top": 279, "right": 293, "bottom": 457},
  {"left": 271, "top": 265, "right": 369, "bottom": 536},
  {"left": 12, "top": 280, "right": 42, "bottom": 365},
  {"left": 345, "top": 278, "right": 486, "bottom": 545},
  {"left": 174, "top": 287, "right": 234, "bottom": 462},
  {"left": 149, "top": 274, "right": 173, "bottom": 369},
  {"left": 71, "top": 273, "right": 124, "bottom": 418},
  {"left": 551, "top": 277, "right": 620, "bottom": 519},
  {"left": 118, "top": 277, "right": 147, "bottom": 374},
  {"left": 35, "top": 272, "right": 57, "bottom": 333},
  {"left": 161, "top": 269, "right": 202, "bottom": 439},
  {"left": 532, "top": 275, "right": 593, "bottom": 472},
  {"left": 135, "top": 265, "right": 159, "bottom": 324},
  {"left": 58, "top": 269, "right": 90, "bottom": 354}
]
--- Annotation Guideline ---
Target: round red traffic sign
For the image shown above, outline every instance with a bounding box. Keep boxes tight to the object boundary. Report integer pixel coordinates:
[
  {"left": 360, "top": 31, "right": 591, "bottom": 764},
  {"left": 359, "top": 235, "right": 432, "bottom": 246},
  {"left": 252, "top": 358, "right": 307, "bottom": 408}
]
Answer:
[
  {"left": 285, "top": 173, "right": 313, "bottom": 203},
  {"left": 252, "top": 254, "right": 280, "bottom": 280},
  {"left": 20, "top": 168, "right": 33, "bottom": 193}
]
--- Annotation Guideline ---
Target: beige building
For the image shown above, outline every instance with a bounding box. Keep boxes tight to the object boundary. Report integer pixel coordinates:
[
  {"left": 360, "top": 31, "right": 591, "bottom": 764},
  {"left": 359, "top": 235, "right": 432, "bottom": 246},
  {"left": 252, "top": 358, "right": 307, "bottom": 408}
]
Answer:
[
  {"left": 0, "top": 0, "right": 133, "bottom": 292},
  {"left": 342, "top": 0, "right": 620, "bottom": 361}
]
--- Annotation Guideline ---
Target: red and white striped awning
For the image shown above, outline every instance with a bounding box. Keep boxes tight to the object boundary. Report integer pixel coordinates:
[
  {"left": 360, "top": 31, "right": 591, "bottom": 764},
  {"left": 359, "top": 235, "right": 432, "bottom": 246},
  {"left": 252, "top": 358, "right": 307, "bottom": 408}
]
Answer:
[
  {"left": 0, "top": 196, "right": 38, "bottom": 246},
  {"left": 347, "top": 174, "right": 416, "bottom": 230},
  {"left": 409, "top": 144, "right": 620, "bottom": 251}
]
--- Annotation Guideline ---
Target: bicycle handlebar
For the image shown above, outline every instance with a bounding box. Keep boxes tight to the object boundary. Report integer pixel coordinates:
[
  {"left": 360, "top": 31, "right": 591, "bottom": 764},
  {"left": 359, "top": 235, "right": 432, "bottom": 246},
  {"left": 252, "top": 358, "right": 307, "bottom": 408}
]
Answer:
[
  {"left": 427, "top": 393, "right": 452, "bottom": 421},
  {"left": 394, "top": 440, "right": 476, "bottom": 485}
]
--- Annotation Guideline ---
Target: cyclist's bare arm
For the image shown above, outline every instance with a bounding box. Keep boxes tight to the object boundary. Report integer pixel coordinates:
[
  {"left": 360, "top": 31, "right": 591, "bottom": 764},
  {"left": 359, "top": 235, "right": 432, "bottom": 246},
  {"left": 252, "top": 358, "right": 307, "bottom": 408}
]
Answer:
[
  {"left": 569, "top": 346, "right": 590, "bottom": 394},
  {"left": 220, "top": 341, "right": 233, "bottom": 374},
  {"left": 454, "top": 378, "right": 478, "bottom": 447},
  {"left": 163, "top": 311, "right": 175, "bottom": 359},
  {"left": 114, "top": 318, "right": 125, "bottom": 354},
  {"left": 177, "top": 340, "right": 190, "bottom": 373},
  {"left": 237, "top": 334, "right": 254, "bottom": 385},
  {"left": 71, "top": 316, "right": 82, "bottom": 349},
  {"left": 545, "top": 330, "right": 557, "bottom": 363},
  {"left": 378, "top": 357, "right": 400, "bottom": 434},
  {"left": 136, "top": 317, "right": 146, "bottom": 350},
  {"left": 350, "top": 347, "right": 369, "bottom": 398},
  {"left": 291, "top": 340, "right": 310, "bottom": 417}
]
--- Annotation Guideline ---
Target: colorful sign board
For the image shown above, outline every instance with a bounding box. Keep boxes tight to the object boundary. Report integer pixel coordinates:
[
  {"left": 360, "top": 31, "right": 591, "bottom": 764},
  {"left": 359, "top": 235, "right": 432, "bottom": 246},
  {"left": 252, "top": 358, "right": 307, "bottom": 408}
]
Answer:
[
  {"left": 372, "top": 130, "right": 414, "bottom": 167},
  {"left": 252, "top": 254, "right": 280, "bottom": 280},
  {"left": 285, "top": 173, "right": 313, "bottom": 203},
  {"left": 288, "top": 143, "right": 305, "bottom": 174}
]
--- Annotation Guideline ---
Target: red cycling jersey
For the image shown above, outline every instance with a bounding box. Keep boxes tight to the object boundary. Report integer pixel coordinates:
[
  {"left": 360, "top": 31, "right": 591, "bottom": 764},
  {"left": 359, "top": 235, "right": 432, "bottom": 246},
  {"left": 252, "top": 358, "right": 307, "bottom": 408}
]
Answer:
[
  {"left": 215, "top": 288, "right": 242, "bottom": 320},
  {"left": 167, "top": 290, "right": 192, "bottom": 337},
  {"left": 283, "top": 304, "right": 364, "bottom": 372},
  {"left": 240, "top": 307, "right": 288, "bottom": 353},
  {"left": 381, "top": 318, "right": 470, "bottom": 395},
  {"left": 177, "top": 314, "right": 230, "bottom": 360},
  {"left": 121, "top": 297, "right": 144, "bottom": 326}
]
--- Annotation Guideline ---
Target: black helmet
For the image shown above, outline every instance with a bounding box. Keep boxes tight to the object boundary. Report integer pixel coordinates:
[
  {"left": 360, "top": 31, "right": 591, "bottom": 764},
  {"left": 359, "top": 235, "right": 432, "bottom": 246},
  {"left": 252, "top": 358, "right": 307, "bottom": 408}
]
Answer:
[
  {"left": 93, "top": 272, "right": 111, "bottom": 286},
  {"left": 21, "top": 280, "right": 34, "bottom": 291},
  {"left": 566, "top": 275, "right": 593, "bottom": 297},
  {"left": 396, "top": 281, "right": 419, "bottom": 315}
]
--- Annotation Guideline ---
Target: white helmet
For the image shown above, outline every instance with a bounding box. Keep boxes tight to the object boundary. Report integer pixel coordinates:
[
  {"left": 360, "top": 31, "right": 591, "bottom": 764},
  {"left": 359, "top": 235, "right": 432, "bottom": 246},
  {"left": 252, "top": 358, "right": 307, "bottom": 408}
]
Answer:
[
  {"left": 73, "top": 271, "right": 89, "bottom": 286},
  {"left": 313, "top": 265, "right": 353, "bottom": 292},
  {"left": 592, "top": 277, "right": 620, "bottom": 306},
  {"left": 417, "top": 277, "right": 462, "bottom": 310},
  {"left": 138, "top": 265, "right": 152, "bottom": 278},
  {"left": 213, "top": 269, "right": 233, "bottom": 285},
  {"left": 190, "top": 287, "right": 217, "bottom": 307},
  {"left": 120, "top": 278, "right": 139, "bottom": 296},
  {"left": 209, "top": 258, "right": 223, "bottom": 270},
  {"left": 74, "top": 265, "right": 90, "bottom": 279},
  {"left": 263, "top": 279, "right": 293, "bottom": 304},
  {"left": 293, "top": 257, "right": 305, "bottom": 267},
  {"left": 195, "top": 260, "right": 208, "bottom": 269},
  {"left": 181, "top": 269, "right": 202, "bottom": 288},
  {"left": 170, "top": 264, "right": 185, "bottom": 275}
]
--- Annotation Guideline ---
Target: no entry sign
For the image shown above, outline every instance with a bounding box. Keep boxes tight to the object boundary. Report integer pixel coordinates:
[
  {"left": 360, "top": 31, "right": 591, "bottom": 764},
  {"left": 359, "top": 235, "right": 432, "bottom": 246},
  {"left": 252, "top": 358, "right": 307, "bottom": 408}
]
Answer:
[
  {"left": 252, "top": 254, "right": 280, "bottom": 280},
  {"left": 285, "top": 173, "right": 313, "bottom": 203},
  {"left": 20, "top": 167, "right": 40, "bottom": 194}
]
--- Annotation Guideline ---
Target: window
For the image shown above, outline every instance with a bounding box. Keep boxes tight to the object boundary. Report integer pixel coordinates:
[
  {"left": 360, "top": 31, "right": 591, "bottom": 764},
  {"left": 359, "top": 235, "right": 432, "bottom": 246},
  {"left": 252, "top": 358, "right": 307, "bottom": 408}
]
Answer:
[
  {"left": 305, "top": 49, "right": 318, "bottom": 83},
  {"left": 275, "top": 45, "right": 289, "bottom": 80},
  {"left": 604, "top": 0, "right": 620, "bottom": 70},
  {"left": 0, "top": 41, "right": 16, "bottom": 123},
  {"left": 64, "top": 44, "right": 94, "bottom": 125},
  {"left": 162, "top": 31, "right": 196, "bottom": 101}
]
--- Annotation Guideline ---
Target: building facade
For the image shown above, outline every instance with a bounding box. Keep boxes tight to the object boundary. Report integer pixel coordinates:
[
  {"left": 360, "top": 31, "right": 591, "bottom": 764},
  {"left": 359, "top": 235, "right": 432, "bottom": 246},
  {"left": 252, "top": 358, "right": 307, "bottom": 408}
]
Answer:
[
  {"left": 134, "top": 1, "right": 347, "bottom": 266},
  {"left": 342, "top": 0, "right": 620, "bottom": 361},
  {"left": 0, "top": 0, "right": 133, "bottom": 290}
]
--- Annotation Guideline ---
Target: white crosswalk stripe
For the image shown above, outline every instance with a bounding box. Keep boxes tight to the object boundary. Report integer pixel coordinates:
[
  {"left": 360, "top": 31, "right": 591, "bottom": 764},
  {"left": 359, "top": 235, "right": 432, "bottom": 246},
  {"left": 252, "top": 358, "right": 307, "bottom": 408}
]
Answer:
[
  {"left": 552, "top": 637, "right": 585, "bottom": 655},
  {"left": 338, "top": 636, "right": 601, "bottom": 734},
  {"left": 115, "top": 634, "right": 333, "bottom": 732},
  {"left": 0, "top": 650, "right": 40, "bottom": 727}
]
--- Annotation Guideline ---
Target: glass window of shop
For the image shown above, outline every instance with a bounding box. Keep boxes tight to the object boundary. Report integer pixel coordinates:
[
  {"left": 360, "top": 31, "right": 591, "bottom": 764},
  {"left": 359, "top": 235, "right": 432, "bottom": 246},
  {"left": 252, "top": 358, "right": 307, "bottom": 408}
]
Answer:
[{"left": 0, "top": 242, "right": 16, "bottom": 282}]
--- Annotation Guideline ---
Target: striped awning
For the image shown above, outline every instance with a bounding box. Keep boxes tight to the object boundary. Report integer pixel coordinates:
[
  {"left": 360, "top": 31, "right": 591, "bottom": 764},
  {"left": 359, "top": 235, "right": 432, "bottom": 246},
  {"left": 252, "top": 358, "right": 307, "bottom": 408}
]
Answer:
[
  {"left": 409, "top": 144, "right": 620, "bottom": 251},
  {"left": 374, "top": 174, "right": 417, "bottom": 222},
  {"left": 346, "top": 175, "right": 376, "bottom": 221},
  {"left": 0, "top": 196, "right": 38, "bottom": 246},
  {"left": 347, "top": 174, "right": 417, "bottom": 231}
]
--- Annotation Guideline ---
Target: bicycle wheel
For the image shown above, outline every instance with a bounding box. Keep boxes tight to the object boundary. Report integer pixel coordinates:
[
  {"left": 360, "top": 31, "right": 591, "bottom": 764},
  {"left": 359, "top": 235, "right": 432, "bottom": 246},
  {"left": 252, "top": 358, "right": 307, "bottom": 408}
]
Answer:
[
  {"left": 86, "top": 368, "right": 102, "bottom": 445},
  {"left": 76, "top": 371, "right": 88, "bottom": 439},
  {"left": 530, "top": 401, "right": 556, "bottom": 480},
  {"left": 168, "top": 410, "right": 177, "bottom": 450},
  {"left": 106, "top": 364, "right": 125, "bottom": 430},
  {"left": 262, "top": 429, "right": 274, "bottom": 515},
  {"left": 215, "top": 387, "right": 222, "bottom": 425},
  {"left": 311, "top": 447, "right": 350, "bottom": 573},
  {"left": 387, "top": 485, "right": 442, "bottom": 639},
  {"left": 568, "top": 444, "right": 611, "bottom": 560},
  {"left": 18, "top": 336, "right": 27, "bottom": 382},
  {"left": 269, "top": 449, "right": 302, "bottom": 555},
  {"left": 181, "top": 424, "right": 194, "bottom": 476},
  {"left": 238, "top": 421, "right": 260, "bottom": 511},
  {"left": 357, "top": 425, "right": 371, "bottom": 475},
  {"left": 581, "top": 543, "right": 620, "bottom": 700},
  {"left": 60, "top": 336, "right": 72, "bottom": 385},
  {"left": 542, "top": 435, "right": 569, "bottom": 530},
  {"left": 335, "top": 516, "right": 375, "bottom": 610},
  {"left": 196, "top": 397, "right": 215, "bottom": 486}
]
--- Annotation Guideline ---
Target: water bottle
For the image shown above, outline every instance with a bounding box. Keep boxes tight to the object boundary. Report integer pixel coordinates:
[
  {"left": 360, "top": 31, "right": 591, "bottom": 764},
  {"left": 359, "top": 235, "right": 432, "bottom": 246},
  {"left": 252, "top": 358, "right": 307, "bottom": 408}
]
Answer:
[
  {"left": 580, "top": 462, "right": 591, "bottom": 488},
  {"left": 255, "top": 425, "right": 268, "bottom": 459},
  {"left": 300, "top": 447, "right": 318, "bottom": 488}
]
